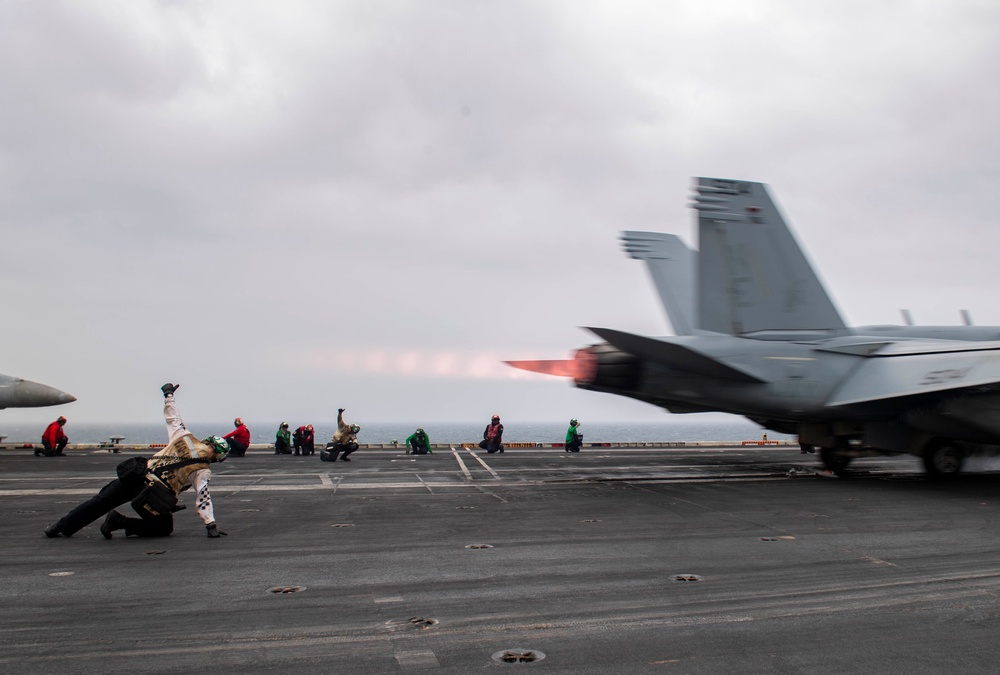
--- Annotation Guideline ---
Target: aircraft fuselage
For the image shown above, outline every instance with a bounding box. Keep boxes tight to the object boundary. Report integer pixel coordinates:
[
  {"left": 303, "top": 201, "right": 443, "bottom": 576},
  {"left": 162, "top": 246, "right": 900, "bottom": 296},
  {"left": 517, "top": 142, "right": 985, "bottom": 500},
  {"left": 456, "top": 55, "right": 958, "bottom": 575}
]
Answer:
[{"left": 0, "top": 374, "right": 76, "bottom": 409}]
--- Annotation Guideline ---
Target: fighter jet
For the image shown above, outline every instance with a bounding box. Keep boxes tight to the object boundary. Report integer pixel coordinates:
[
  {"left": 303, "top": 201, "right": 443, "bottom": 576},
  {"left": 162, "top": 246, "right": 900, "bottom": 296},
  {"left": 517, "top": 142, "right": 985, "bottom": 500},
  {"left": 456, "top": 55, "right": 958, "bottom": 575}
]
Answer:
[
  {"left": 508, "top": 177, "right": 1000, "bottom": 477},
  {"left": 0, "top": 373, "right": 76, "bottom": 409}
]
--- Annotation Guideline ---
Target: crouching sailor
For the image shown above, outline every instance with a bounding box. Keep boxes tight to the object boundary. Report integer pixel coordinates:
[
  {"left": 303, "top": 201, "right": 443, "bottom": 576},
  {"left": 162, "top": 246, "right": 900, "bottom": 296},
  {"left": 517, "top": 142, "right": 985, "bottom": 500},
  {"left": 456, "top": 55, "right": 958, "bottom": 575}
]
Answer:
[
  {"left": 43, "top": 383, "right": 230, "bottom": 539},
  {"left": 565, "top": 418, "right": 583, "bottom": 452},
  {"left": 321, "top": 407, "right": 361, "bottom": 462},
  {"left": 405, "top": 428, "right": 431, "bottom": 455}
]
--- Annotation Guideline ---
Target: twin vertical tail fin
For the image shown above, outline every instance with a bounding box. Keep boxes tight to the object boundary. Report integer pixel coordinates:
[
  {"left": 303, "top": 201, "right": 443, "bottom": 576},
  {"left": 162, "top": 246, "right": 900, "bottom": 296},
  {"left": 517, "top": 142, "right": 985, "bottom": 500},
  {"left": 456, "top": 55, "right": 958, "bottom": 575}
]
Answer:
[
  {"left": 620, "top": 179, "right": 845, "bottom": 337},
  {"left": 620, "top": 231, "right": 696, "bottom": 335},
  {"left": 692, "top": 178, "right": 846, "bottom": 335}
]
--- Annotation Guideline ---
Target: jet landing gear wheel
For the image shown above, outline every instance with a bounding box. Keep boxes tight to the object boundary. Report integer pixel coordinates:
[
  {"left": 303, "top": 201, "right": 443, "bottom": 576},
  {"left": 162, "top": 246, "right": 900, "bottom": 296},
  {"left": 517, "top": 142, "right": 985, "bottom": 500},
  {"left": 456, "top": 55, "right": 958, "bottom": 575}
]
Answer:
[
  {"left": 819, "top": 447, "right": 851, "bottom": 475},
  {"left": 922, "top": 441, "right": 964, "bottom": 479}
]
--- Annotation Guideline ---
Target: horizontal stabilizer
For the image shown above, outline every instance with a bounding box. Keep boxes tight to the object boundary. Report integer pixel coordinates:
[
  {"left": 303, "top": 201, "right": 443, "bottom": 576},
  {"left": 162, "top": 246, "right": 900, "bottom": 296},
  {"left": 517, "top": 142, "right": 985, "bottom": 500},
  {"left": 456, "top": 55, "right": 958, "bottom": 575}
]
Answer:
[{"left": 585, "top": 327, "right": 766, "bottom": 383}]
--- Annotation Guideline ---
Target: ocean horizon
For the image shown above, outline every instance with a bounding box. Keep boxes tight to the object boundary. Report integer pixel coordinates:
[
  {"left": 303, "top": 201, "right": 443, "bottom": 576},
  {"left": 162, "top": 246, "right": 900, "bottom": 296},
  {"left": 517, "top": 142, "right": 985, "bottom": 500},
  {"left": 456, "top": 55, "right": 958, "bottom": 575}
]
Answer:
[{"left": 1, "top": 419, "right": 793, "bottom": 445}]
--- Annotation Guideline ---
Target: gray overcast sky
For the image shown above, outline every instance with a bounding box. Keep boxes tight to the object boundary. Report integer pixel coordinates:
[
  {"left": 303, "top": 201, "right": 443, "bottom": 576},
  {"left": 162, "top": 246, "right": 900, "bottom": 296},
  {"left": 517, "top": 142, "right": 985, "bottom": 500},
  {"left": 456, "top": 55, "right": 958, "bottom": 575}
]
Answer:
[{"left": 3, "top": 1, "right": 1000, "bottom": 426}]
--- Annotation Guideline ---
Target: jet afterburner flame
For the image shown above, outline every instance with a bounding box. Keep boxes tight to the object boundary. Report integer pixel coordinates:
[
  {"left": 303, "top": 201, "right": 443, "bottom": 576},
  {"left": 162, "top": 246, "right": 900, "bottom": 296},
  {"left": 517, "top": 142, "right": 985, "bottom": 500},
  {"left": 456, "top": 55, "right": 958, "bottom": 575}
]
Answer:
[{"left": 504, "top": 348, "right": 598, "bottom": 385}]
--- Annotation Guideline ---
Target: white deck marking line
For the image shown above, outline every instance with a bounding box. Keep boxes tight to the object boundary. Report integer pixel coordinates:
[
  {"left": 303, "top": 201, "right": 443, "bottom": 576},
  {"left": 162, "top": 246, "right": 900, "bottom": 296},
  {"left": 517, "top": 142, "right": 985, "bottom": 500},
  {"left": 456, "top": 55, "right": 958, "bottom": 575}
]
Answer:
[
  {"left": 0, "top": 484, "right": 489, "bottom": 496},
  {"left": 475, "top": 484, "right": 509, "bottom": 503},
  {"left": 395, "top": 650, "right": 440, "bottom": 668},
  {"left": 415, "top": 474, "right": 434, "bottom": 493},
  {"left": 450, "top": 445, "right": 473, "bottom": 481},
  {"left": 465, "top": 448, "right": 501, "bottom": 480},
  {"left": 220, "top": 475, "right": 267, "bottom": 498},
  {"left": 319, "top": 473, "right": 335, "bottom": 488},
  {"left": 0, "top": 475, "right": 803, "bottom": 497}
]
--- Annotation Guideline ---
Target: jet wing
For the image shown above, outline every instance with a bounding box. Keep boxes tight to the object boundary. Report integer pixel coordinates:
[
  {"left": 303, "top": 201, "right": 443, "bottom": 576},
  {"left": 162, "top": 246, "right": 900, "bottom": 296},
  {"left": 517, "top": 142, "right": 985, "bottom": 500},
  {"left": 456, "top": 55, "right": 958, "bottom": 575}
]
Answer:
[
  {"left": 817, "top": 338, "right": 1000, "bottom": 357},
  {"left": 585, "top": 327, "right": 766, "bottom": 383},
  {"left": 825, "top": 342, "right": 1000, "bottom": 407}
]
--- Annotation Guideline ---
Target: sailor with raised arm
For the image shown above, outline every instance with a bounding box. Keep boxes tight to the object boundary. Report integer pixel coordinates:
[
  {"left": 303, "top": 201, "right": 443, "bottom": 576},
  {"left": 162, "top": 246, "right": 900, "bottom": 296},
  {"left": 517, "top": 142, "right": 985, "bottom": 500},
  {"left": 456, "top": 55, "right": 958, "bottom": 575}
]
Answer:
[
  {"left": 321, "top": 408, "right": 361, "bottom": 461},
  {"left": 44, "top": 383, "right": 231, "bottom": 539}
]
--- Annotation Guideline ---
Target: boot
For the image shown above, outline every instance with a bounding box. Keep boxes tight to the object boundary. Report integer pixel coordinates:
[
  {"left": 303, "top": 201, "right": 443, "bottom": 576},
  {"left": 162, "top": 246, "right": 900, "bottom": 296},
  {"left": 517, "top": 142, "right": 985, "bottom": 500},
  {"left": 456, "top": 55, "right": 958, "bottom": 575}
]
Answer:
[
  {"left": 100, "top": 510, "right": 127, "bottom": 540},
  {"left": 44, "top": 524, "right": 62, "bottom": 538}
]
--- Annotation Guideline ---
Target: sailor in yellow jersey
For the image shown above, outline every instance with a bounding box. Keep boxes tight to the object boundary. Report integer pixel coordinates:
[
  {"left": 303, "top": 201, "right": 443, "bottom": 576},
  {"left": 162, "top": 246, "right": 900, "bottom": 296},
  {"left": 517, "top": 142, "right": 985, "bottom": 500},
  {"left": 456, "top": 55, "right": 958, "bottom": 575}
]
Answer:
[
  {"left": 44, "top": 383, "right": 230, "bottom": 539},
  {"left": 321, "top": 408, "right": 361, "bottom": 461}
]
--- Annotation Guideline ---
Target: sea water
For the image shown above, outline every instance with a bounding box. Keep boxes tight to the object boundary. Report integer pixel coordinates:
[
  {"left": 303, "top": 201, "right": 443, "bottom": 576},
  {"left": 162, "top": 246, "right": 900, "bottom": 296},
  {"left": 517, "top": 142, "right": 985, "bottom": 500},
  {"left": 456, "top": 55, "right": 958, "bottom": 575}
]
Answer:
[{"left": 1, "top": 419, "right": 792, "bottom": 445}]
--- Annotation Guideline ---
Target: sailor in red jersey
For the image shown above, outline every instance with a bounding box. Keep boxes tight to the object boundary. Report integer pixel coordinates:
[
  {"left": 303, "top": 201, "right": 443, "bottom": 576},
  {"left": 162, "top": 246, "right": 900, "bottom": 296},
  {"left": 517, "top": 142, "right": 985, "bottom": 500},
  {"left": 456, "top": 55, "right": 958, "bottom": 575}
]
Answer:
[{"left": 223, "top": 417, "right": 251, "bottom": 457}]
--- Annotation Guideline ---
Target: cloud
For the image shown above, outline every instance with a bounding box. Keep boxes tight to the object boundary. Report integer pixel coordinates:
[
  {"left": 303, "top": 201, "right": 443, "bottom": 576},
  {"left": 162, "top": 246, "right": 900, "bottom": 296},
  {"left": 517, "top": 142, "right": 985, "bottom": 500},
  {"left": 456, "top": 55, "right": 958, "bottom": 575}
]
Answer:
[{"left": 3, "top": 0, "right": 1000, "bottom": 427}]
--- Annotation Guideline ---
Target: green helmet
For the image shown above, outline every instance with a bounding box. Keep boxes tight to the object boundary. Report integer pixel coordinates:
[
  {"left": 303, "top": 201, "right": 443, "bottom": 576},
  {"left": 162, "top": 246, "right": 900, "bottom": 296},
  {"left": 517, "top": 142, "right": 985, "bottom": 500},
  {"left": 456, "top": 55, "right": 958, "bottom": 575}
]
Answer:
[
  {"left": 570, "top": 418, "right": 578, "bottom": 426},
  {"left": 206, "top": 435, "right": 230, "bottom": 460}
]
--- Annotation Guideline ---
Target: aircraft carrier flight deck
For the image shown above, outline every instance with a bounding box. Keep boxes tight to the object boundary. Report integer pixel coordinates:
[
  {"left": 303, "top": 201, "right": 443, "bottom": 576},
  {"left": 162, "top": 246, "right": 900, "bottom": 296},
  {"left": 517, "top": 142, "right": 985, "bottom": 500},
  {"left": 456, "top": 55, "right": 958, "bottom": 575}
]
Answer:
[{"left": 4, "top": 445, "right": 1000, "bottom": 674}]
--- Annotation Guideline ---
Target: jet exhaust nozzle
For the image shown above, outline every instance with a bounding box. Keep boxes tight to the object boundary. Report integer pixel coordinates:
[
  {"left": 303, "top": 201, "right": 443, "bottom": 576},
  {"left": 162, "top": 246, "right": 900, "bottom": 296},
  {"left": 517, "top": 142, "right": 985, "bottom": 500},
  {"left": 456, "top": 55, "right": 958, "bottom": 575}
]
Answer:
[{"left": 505, "top": 343, "right": 640, "bottom": 391}]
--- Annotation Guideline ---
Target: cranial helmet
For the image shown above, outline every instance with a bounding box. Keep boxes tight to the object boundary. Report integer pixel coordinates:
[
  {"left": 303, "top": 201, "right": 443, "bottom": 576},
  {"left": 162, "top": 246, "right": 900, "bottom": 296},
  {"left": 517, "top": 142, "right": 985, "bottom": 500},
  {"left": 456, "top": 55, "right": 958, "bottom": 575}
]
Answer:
[
  {"left": 350, "top": 424, "right": 361, "bottom": 434},
  {"left": 206, "top": 435, "right": 230, "bottom": 460},
  {"left": 570, "top": 418, "right": 578, "bottom": 426},
  {"left": 492, "top": 414, "right": 500, "bottom": 420}
]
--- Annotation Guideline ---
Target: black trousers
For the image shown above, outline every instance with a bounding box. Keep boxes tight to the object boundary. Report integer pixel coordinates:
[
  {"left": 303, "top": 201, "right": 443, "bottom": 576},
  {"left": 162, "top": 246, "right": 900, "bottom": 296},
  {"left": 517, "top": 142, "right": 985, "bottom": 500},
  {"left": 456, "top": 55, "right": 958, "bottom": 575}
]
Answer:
[
  {"left": 294, "top": 438, "right": 315, "bottom": 455},
  {"left": 227, "top": 439, "right": 248, "bottom": 457},
  {"left": 54, "top": 478, "right": 173, "bottom": 537},
  {"left": 409, "top": 442, "right": 429, "bottom": 455},
  {"left": 275, "top": 438, "right": 291, "bottom": 454},
  {"left": 479, "top": 439, "right": 503, "bottom": 454},
  {"left": 322, "top": 441, "right": 358, "bottom": 461},
  {"left": 40, "top": 438, "right": 68, "bottom": 456}
]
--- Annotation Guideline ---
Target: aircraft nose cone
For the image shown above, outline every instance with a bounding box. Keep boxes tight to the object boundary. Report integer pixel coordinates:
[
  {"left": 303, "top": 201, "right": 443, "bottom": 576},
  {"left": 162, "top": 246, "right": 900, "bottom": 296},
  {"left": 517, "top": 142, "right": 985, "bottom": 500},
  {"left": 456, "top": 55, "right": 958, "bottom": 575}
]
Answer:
[
  {"left": 3, "top": 379, "right": 76, "bottom": 408},
  {"left": 54, "top": 389, "right": 77, "bottom": 405}
]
